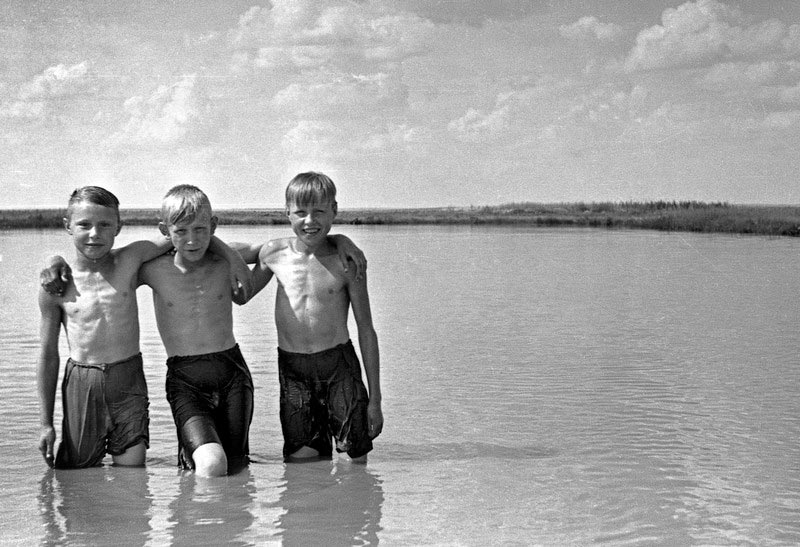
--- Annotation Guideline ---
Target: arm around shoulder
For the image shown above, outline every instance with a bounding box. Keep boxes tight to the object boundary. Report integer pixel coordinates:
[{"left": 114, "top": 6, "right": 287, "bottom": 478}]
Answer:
[{"left": 121, "top": 236, "right": 173, "bottom": 264}]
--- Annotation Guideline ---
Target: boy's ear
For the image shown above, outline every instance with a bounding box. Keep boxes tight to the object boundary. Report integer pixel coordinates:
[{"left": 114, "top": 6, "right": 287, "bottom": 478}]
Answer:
[
  {"left": 115, "top": 221, "right": 123, "bottom": 236},
  {"left": 210, "top": 215, "right": 218, "bottom": 234},
  {"left": 63, "top": 218, "right": 71, "bottom": 233},
  {"left": 332, "top": 201, "right": 338, "bottom": 216},
  {"left": 158, "top": 222, "right": 169, "bottom": 237}
]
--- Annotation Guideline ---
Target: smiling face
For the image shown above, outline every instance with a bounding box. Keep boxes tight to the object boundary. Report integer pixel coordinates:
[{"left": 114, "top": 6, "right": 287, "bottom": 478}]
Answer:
[
  {"left": 286, "top": 199, "right": 337, "bottom": 251},
  {"left": 64, "top": 201, "right": 121, "bottom": 263},
  {"left": 161, "top": 208, "right": 217, "bottom": 264}
]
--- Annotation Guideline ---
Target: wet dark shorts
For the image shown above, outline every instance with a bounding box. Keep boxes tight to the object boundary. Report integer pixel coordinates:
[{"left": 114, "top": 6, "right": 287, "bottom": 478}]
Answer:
[
  {"left": 165, "top": 345, "right": 253, "bottom": 472},
  {"left": 278, "top": 340, "right": 372, "bottom": 460},
  {"left": 55, "top": 353, "right": 149, "bottom": 469}
]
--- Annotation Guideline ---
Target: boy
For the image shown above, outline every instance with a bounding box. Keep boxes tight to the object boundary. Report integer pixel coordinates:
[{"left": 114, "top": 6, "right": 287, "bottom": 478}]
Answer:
[
  {"left": 249, "top": 172, "right": 383, "bottom": 463},
  {"left": 38, "top": 186, "right": 174, "bottom": 469},
  {"left": 138, "top": 184, "right": 254, "bottom": 477}
]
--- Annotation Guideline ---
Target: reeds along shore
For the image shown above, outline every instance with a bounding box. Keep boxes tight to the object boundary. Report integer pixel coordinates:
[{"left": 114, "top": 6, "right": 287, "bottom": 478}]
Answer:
[{"left": 2, "top": 201, "right": 799, "bottom": 237}]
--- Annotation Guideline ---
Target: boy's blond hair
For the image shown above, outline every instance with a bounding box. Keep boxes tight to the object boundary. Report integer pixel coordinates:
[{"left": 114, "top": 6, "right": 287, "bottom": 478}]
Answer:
[
  {"left": 161, "top": 185, "right": 213, "bottom": 226},
  {"left": 285, "top": 172, "right": 337, "bottom": 207}
]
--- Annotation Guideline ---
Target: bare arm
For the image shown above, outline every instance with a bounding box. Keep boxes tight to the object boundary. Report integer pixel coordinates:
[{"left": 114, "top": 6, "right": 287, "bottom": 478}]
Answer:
[
  {"left": 37, "top": 289, "right": 62, "bottom": 468},
  {"left": 119, "top": 236, "right": 174, "bottom": 263},
  {"left": 40, "top": 236, "right": 173, "bottom": 295},
  {"left": 348, "top": 270, "right": 382, "bottom": 439},
  {"left": 329, "top": 234, "right": 367, "bottom": 281},
  {"left": 208, "top": 236, "right": 253, "bottom": 304}
]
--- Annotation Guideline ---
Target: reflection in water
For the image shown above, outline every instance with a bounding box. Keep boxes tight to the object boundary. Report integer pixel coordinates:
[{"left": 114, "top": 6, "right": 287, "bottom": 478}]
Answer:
[
  {"left": 275, "top": 460, "right": 384, "bottom": 546},
  {"left": 38, "top": 466, "right": 152, "bottom": 546},
  {"left": 167, "top": 470, "right": 257, "bottom": 546}
]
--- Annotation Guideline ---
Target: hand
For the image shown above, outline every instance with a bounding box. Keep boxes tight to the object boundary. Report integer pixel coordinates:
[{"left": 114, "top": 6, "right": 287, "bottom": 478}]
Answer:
[
  {"left": 367, "top": 400, "right": 383, "bottom": 440},
  {"left": 40, "top": 260, "right": 71, "bottom": 296},
  {"left": 336, "top": 237, "right": 367, "bottom": 281},
  {"left": 39, "top": 425, "right": 56, "bottom": 468},
  {"left": 228, "top": 261, "right": 252, "bottom": 303}
]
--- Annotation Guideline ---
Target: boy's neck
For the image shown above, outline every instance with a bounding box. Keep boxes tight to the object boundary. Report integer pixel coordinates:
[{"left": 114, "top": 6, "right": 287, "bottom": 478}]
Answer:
[
  {"left": 173, "top": 250, "right": 210, "bottom": 271},
  {"left": 73, "top": 252, "right": 113, "bottom": 271},
  {"left": 291, "top": 237, "right": 334, "bottom": 256}
]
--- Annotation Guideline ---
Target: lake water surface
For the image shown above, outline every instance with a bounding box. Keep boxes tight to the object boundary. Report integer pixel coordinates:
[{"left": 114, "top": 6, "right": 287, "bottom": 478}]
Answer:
[{"left": 1, "top": 225, "right": 798, "bottom": 545}]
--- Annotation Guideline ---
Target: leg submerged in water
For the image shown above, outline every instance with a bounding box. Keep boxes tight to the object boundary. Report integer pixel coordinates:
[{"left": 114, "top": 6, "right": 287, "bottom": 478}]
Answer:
[{"left": 192, "top": 442, "right": 228, "bottom": 477}]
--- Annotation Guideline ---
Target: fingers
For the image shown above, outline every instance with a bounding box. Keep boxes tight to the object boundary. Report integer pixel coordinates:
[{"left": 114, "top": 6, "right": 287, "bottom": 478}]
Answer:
[{"left": 39, "top": 442, "right": 55, "bottom": 468}]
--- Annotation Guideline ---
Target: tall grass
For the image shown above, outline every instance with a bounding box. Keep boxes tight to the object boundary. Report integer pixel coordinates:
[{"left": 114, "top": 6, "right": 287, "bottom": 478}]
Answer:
[{"left": 2, "top": 202, "right": 798, "bottom": 236}]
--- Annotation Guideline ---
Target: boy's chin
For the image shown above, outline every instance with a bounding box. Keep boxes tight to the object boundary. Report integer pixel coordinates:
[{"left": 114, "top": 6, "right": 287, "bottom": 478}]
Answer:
[{"left": 178, "top": 249, "right": 207, "bottom": 261}]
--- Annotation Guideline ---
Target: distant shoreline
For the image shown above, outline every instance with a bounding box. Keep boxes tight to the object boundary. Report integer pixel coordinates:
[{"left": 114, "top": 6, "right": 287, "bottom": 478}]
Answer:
[{"left": 2, "top": 201, "right": 799, "bottom": 237}]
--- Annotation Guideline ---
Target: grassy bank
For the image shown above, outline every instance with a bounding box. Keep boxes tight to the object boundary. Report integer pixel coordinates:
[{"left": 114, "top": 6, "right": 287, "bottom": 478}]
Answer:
[{"left": 2, "top": 201, "right": 799, "bottom": 237}]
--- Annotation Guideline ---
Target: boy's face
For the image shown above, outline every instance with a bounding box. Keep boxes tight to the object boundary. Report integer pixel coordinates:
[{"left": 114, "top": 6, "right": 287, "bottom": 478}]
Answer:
[
  {"left": 160, "top": 209, "right": 217, "bottom": 263},
  {"left": 286, "top": 199, "right": 337, "bottom": 249},
  {"left": 63, "top": 202, "right": 121, "bottom": 262}
]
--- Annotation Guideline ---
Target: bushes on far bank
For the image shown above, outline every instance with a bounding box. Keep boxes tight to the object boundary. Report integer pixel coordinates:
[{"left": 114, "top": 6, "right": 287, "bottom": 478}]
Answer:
[{"left": 1, "top": 202, "right": 798, "bottom": 237}]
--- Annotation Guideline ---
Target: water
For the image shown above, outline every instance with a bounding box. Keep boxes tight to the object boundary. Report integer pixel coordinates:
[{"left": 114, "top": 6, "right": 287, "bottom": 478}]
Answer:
[{"left": 1, "top": 225, "right": 798, "bottom": 545}]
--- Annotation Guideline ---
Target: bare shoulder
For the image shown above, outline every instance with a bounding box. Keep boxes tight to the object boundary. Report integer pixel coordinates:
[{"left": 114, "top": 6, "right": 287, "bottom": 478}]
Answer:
[
  {"left": 138, "top": 252, "right": 173, "bottom": 282},
  {"left": 259, "top": 238, "right": 292, "bottom": 263}
]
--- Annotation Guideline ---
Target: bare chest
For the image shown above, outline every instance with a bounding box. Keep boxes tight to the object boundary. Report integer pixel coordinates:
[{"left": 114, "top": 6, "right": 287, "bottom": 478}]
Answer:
[
  {"left": 273, "top": 254, "right": 347, "bottom": 303},
  {"left": 63, "top": 272, "right": 136, "bottom": 322}
]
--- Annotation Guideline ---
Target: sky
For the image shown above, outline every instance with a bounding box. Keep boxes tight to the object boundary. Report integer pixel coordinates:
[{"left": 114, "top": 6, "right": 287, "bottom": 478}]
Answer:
[{"left": 2, "top": 0, "right": 800, "bottom": 209}]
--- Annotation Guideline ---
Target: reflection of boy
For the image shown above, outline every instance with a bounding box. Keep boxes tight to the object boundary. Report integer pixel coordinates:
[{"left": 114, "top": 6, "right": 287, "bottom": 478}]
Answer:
[
  {"left": 138, "top": 185, "right": 255, "bottom": 477},
  {"left": 249, "top": 172, "right": 383, "bottom": 462},
  {"left": 37, "top": 187, "right": 172, "bottom": 468}
]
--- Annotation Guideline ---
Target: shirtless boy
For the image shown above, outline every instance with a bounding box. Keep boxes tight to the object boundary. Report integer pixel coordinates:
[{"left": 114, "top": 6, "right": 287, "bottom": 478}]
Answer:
[
  {"left": 249, "top": 172, "right": 383, "bottom": 462},
  {"left": 37, "top": 186, "right": 174, "bottom": 468},
  {"left": 135, "top": 184, "right": 258, "bottom": 477}
]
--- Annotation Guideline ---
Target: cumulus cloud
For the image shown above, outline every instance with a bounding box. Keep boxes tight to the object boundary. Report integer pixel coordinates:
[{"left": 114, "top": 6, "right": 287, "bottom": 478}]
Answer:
[
  {"left": 280, "top": 119, "right": 339, "bottom": 160},
  {"left": 229, "top": 0, "right": 433, "bottom": 72},
  {"left": 448, "top": 92, "right": 513, "bottom": 142},
  {"left": 18, "top": 62, "right": 90, "bottom": 100},
  {"left": 271, "top": 72, "right": 407, "bottom": 117},
  {"left": 112, "top": 74, "right": 204, "bottom": 145},
  {"left": 560, "top": 16, "right": 623, "bottom": 42},
  {"left": 624, "top": 0, "right": 799, "bottom": 72},
  {"left": 358, "top": 123, "right": 431, "bottom": 152},
  {"left": 1, "top": 61, "right": 90, "bottom": 118}
]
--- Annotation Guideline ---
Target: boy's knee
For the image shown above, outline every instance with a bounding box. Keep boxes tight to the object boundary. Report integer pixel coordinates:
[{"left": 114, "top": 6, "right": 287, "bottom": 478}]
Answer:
[
  {"left": 111, "top": 442, "right": 147, "bottom": 467},
  {"left": 286, "top": 445, "right": 321, "bottom": 463},
  {"left": 192, "top": 443, "right": 228, "bottom": 477}
]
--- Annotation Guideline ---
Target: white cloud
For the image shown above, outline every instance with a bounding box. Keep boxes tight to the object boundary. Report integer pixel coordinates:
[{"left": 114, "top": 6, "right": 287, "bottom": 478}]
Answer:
[
  {"left": 271, "top": 72, "right": 406, "bottom": 117},
  {"left": 701, "top": 61, "right": 783, "bottom": 89},
  {"left": 112, "top": 74, "right": 203, "bottom": 145},
  {"left": 228, "top": 0, "right": 433, "bottom": 72},
  {"left": 624, "top": 0, "right": 795, "bottom": 72},
  {"left": 0, "top": 100, "right": 45, "bottom": 118},
  {"left": 0, "top": 61, "right": 90, "bottom": 119},
  {"left": 280, "top": 119, "right": 338, "bottom": 160},
  {"left": 763, "top": 110, "right": 800, "bottom": 127},
  {"left": 358, "top": 123, "right": 430, "bottom": 152},
  {"left": 448, "top": 92, "right": 513, "bottom": 142},
  {"left": 18, "top": 62, "right": 90, "bottom": 100},
  {"left": 560, "top": 16, "right": 623, "bottom": 42}
]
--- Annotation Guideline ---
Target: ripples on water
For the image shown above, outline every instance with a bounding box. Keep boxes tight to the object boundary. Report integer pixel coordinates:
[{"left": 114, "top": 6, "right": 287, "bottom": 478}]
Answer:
[{"left": 1, "top": 226, "right": 799, "bottom": 545}]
